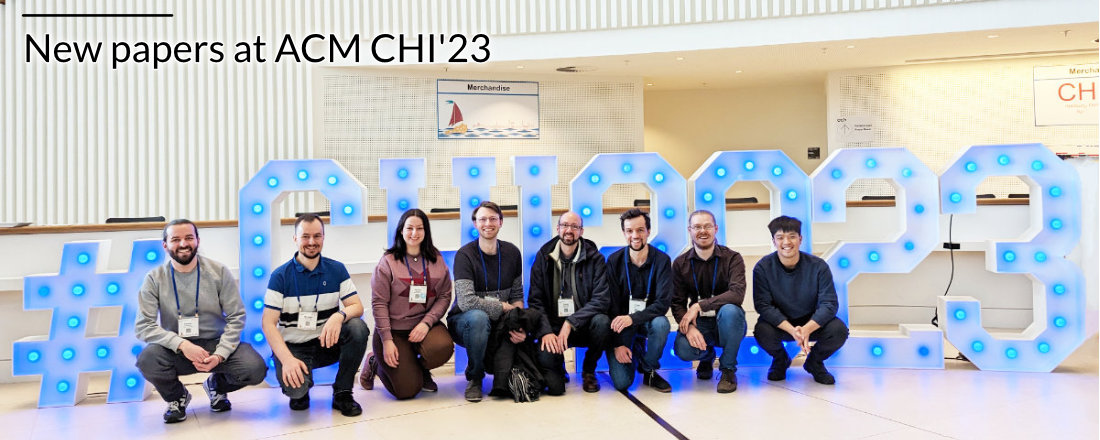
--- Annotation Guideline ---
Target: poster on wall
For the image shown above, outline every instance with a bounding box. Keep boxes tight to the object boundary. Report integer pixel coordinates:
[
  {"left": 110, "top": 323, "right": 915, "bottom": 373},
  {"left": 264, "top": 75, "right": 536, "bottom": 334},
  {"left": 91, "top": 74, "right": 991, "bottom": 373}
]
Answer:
[
  {"left": 1033, "top": 63, "right": 1098, "bottom": 126},
  {"left": 437, "top": 79, "right": 540, "bottom": 139}
]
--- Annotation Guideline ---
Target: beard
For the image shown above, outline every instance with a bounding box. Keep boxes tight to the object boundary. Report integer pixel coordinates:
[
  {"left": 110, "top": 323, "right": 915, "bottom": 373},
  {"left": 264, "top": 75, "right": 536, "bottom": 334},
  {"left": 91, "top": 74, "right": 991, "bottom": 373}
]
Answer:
[
  {"left": 300, "top": 247, "right": 321, "bottom": 259},
  {"left": 170, "top": 246, "right": 197, "bottom": 265},
  {"left": 560, "top": 233, "right": 578, "bottom": 246},
  {"left": 629, "top": 241, "right": 645, "bottom": 252}
]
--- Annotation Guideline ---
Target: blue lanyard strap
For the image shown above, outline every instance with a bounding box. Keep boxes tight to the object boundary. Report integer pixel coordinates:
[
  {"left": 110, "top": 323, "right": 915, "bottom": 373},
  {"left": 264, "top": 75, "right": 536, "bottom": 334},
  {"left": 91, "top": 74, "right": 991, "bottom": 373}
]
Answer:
[
  {"left": 689, "top": 254, "right": 719, "bottom": 300},
  {"left": 478, "top": 241, "right": 501, "bottom": 292},
  {"left": 403, "top": 254, "right": 429, "bottom": 285},
  {"left": 624, "top": 250, "right": 654, "bottom": 301},
  {"left": 290, "top": 257, "right": 321, "bottom": 313},
  {"left": 170, "top": 257, "right": 201, "bottom": 318}
]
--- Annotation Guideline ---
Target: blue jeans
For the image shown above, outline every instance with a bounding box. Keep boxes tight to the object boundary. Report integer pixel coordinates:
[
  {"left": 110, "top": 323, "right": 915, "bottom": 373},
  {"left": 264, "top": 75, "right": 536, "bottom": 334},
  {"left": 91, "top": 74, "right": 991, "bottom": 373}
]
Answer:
[
  {"left": 607, "top": 316, "right": 670, "bottom": 391},
  {"left": 447, "top": 309, "right": 491, "bottom": 381},
  {"left": 674, "top": 304, "right": 746, "bottom": 372}
]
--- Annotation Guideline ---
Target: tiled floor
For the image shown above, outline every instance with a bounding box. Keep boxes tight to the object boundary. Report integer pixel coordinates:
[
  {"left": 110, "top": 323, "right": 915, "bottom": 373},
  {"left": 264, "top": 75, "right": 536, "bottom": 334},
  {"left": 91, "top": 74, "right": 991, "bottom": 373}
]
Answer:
[{"left": 2, "top": 337, "right": 1096, "bottom": 440}]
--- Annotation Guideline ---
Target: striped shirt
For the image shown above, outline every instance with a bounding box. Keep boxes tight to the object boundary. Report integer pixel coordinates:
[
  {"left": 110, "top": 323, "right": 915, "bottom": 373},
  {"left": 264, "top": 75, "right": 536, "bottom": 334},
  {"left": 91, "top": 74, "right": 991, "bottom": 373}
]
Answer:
[{"left": 265, "top": 253, "right": 358, "bottom": 344}]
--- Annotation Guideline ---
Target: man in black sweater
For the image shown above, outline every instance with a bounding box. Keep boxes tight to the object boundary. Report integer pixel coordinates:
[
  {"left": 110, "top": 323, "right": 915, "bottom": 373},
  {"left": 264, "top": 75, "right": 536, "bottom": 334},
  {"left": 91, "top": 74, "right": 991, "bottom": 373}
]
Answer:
[
  {"left": 753, "top": 215, "right": 849, "bottom": 385},
  {"left": 603, "top": 209, "right": 673, "bottom": 392},
  {"left": 528, "top": 211, "right": 612, "bottom": 394}
]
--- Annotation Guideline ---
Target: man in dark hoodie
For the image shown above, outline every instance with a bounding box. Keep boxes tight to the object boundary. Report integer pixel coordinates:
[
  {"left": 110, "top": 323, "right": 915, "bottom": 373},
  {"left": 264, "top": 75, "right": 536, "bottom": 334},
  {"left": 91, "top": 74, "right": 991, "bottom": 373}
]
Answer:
[{"left": 528, "top": 211, "right": 612, "bottom": 394}]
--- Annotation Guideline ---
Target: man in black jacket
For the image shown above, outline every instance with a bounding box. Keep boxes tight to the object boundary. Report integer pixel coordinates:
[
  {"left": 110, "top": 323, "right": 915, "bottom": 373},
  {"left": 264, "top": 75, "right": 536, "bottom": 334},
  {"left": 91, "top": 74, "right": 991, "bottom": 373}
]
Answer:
[
  {"left": 528, "top": 211, "right": 612, "bottom": 394},
  {"left": 604, "top": 208, "right": 673, "bottom": 392}
]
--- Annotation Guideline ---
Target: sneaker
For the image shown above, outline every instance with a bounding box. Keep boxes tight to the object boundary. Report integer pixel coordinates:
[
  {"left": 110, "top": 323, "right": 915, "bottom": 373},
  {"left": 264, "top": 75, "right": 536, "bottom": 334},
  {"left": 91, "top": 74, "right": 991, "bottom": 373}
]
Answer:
[
  {"left": 803, "top": 361, "right": 836, "bottom": 385},
  {"left": 359, "top": 352, "right": 377, "bottom": 390},
  {"left": 581, "top": 372, "right": 601, "bottom": 393},
  {"left": 717, "top": 369, "right": 738, "bottom": 393},
  {"left": 465, "top": 379, "right": 483, "bottom": 402},
  {"left": 421, "top": 369, "right": 438, "bottom": 392},
  {"left": 289, "top": 393, "right": 310, "bottom": 411},
  {"left": 163, "top": 391, "right": 191, "bottom": 423},
  {"left": 202, "top": 374, "right": 231, "bottom": 412},
  {"left": 332, "top": 391, "right": 362, "bottom": 417},
  {"left": 696, "top": 360, "right": 714, "bottom": 380},
  {"left": 641, "top": 370, "right": 672, "bottom": 393},
  {"left": 767, "top": 356, "right": 791, "bottom": 381}
]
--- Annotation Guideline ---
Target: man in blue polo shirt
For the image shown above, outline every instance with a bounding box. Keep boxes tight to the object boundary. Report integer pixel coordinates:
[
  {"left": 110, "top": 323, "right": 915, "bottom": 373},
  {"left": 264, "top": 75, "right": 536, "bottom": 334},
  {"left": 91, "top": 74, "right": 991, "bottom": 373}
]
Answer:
[{"left": 262, "top": 214, "right": 370, "bottom": 416}]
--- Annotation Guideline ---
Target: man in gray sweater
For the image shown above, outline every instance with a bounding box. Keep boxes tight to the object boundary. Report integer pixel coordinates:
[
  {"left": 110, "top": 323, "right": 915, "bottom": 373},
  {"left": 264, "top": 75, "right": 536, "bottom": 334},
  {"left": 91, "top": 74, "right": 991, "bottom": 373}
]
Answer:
[{"left": 135, "top": 219, "right": 267, "bottom": 423}]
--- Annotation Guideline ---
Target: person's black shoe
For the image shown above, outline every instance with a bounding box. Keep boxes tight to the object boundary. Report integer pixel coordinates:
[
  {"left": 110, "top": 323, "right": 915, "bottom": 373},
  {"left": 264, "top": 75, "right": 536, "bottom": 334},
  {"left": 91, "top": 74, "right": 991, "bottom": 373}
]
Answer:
[
  {"left": 642, "top": 370, "right": 672, "bottom": 393},
  {"left": 332, "top": 391, "right": 362, "bottom": 416},
  {"left": 359, "top": 352, "right": 377, "bottom": 390},
  {"left": 696, "top": 360, "right": 714, "bottom": 380},
  {"left": 289, "top": 394, "right": 310, "bottom": 411},
  {"left": 163, "top": 391, "right": 191, "bottom": 423},
  {"left": 581, "top": 372, "right": 601, "bottom": 393},
  {"left": 465, "top": 379, "right": 483, "bottom": 402},
  {"left": 421, "top": 369, "right": 439, "bottom": 392},
  {"left": 767, "top": 356, "right": 791, "bottom": 381},
  {"left": 717, "top": 369, "right": 738, "bottom": 393},
  {"left": 803, "top": 361, "right": 836, "bottom": 385}
]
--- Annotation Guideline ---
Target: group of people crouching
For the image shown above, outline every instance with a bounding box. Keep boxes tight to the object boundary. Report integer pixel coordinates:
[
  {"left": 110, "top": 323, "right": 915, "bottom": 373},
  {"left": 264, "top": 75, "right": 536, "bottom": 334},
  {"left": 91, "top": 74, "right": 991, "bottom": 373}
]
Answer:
[{"left": 135, "top": 202, "right": 848, "bottom": 424}]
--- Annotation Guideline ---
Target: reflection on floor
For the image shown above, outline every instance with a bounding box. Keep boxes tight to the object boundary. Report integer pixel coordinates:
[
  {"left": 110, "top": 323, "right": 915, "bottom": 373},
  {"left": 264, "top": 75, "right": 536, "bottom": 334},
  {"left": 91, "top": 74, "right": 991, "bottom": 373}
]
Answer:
[{"left": 2, "top": 336, "right": 1096, "bottom": 440}]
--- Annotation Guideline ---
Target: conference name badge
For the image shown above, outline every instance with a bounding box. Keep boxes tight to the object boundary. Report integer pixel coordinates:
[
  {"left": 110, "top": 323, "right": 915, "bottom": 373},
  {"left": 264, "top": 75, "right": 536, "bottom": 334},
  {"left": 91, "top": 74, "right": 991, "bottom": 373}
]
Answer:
[
  {"left": 629, "top": 299, "right": 646, "bottom": 314},
  {"left": 178, "top": 316, "right": 200, "bottom": 338},
  {"left": 557, "top": 299, "right": 574, "bottom": 317},
  {"left": 298, "top": 311, "right": 318, "bottom": 330},
  {"left": 409, "top": 285, "right": 427, "bottom": 304}
]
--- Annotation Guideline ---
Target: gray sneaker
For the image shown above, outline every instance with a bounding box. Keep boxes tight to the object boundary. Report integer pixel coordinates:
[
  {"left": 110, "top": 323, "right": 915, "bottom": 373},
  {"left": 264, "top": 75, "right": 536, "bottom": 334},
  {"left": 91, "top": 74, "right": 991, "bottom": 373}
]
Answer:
[
  {"left": 464, "top": 379, "right": 483, "bottom": 402},
  {"left": 203, "top": 374, "right": 231, "bottom": 412},
  {"left": 163, "top": 391, "right": 192, "bottom": 423}
]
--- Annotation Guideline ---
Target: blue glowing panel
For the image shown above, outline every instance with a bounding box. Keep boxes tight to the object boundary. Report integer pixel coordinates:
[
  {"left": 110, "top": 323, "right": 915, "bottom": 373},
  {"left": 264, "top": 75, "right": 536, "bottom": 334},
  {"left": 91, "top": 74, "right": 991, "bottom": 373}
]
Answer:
[
  {"left": 453, "top": 157, "right": 497, "bottom": 244},
  {"left": 513, "top": 156, "right": 557, "bottom": 300},
  {"left": 570, "top": 153, "right": 688, "bottom": 255},
  {"left": 379, "top": 158, "right": 426, "bottom": 248},
  {"left": 938, "top": 143, "right": 1084, "bottom": 372},
  {"left": 239, "top": 159, "right": 368, "bottom": 385},
  {"left": 14, "top": 240, "right": 163, "bottom": 407},
  {"left": 690, "top": 150, "right": 812, "bottom": 251},
  {"left": 811, "top": 147, "right": 943, "bottom": 368}
]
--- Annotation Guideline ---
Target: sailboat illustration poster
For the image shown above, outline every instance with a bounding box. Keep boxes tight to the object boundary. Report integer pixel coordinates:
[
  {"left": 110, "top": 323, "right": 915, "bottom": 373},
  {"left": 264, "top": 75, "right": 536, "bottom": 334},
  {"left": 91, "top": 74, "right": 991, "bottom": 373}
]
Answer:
[{"left": 437, "top": 79, "right": 540, "bottom": 139}]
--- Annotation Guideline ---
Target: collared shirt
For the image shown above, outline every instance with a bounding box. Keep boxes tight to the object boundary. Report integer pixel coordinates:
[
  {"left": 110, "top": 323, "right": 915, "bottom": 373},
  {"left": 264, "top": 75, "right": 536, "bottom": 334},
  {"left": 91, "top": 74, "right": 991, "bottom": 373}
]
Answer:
[
  {"left": 670, "top": 244, "right": 747, "bottom": 323},
  {"left": 265, "top": 252, "right": 358, "bottom": 343}
]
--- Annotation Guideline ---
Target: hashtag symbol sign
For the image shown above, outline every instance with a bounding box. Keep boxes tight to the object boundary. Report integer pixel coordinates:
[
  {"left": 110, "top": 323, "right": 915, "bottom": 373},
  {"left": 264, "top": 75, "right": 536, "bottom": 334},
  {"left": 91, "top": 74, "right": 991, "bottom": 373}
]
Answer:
[{"left": 13, "top": 239, "right": 164, "bottom": 407}]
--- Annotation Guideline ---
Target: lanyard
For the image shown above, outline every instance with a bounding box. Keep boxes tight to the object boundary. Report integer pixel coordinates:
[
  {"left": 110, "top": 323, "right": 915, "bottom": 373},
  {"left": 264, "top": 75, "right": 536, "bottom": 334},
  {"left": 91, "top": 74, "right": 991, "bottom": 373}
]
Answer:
[
  {"left": 403, "top": 254, "right": 429, "bottom": 286},
  {"left": 689, "top": 254, "right": 719, "bottom": 300},
  {"left": 478, "top": 241, "right": 502, "bottom": 292},
  {"left": 290, "top": 256, "right": 321, "bottom": 312},
  {"left": 170, "top": 256, "right": 200, "bottom": 318},
  {"left": 624, "top": 251, "right": 654, "bottom": 301}
]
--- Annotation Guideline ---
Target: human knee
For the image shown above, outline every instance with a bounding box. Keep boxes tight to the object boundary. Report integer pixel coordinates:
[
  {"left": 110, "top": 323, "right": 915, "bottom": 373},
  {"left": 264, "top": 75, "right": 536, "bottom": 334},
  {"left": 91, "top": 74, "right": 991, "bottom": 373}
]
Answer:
[
  {"left": 717, "top": 304, "right": 746, "bottom": 325},
  {"left": 649, "top": 316, "right": 671, "bottom": 335},
  {"left": 344, "top": 318, "right": 370, "bottom": 343},
  {"left": 463, "top": 310, "right": 491, "bottom": 336},
  {"left": 136, "top": 344, "right": 174, "bottom": 372}
]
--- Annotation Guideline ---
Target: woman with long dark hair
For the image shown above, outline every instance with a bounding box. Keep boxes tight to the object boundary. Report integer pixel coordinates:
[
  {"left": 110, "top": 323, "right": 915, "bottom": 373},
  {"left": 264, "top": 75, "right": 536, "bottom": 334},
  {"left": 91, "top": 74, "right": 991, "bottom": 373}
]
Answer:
[{"left": 359, "top": 209, "right": 454, "bottom": 399}]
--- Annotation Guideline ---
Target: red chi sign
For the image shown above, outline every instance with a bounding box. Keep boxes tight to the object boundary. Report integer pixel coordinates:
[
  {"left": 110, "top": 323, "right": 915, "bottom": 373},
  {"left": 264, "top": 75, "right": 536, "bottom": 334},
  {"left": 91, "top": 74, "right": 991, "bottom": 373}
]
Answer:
[{"left": 1034, "top": 64, "right": 1099, "bottom": 126}]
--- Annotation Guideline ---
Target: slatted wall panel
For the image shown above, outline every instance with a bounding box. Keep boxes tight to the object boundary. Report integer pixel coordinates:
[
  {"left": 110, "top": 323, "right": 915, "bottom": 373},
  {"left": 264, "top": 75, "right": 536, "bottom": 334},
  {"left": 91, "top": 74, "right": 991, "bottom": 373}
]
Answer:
[{"left": 1, "top": 0, "right": 991, "bottom": 224}]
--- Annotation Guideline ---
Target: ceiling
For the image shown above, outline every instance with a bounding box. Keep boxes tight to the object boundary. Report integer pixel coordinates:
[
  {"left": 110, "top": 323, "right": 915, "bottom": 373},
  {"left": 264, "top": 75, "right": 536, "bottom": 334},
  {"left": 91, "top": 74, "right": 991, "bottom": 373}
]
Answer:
[{"left": 382, "top": 22, "right": 1098, "bottom": 90}]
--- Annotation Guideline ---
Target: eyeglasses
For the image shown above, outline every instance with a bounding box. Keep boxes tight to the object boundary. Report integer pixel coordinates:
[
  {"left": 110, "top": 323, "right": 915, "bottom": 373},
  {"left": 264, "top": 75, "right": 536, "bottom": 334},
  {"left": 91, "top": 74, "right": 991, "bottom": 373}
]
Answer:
[
  {"left": 689, "top": 224, "right": 716, "bottom": 232},
  {"left": 475, "top": 216, "right": 501, "bottom": 224},
  {"left": 557, "top": 223, "right": 582, "bottom": 230}
]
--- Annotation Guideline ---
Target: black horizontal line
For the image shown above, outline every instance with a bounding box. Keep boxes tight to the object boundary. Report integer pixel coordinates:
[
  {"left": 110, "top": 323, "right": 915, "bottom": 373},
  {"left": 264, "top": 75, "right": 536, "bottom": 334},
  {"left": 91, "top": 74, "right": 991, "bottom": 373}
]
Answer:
[{"left": 23, "top": 13, "right": 173, "bottom": 18}]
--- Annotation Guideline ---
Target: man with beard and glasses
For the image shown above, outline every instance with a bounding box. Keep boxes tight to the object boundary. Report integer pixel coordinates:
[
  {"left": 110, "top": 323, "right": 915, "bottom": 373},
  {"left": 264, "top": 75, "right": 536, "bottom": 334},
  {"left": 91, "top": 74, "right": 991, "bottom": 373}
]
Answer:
[
  {"left": 602, "top": 208, "right": 673, "bottom": 392},
  {"left": 671, "top": 210, "right": 748, "bottom": 394},
  {"left": 753, "top": 215, "right": 848, "bottom": 385},
  {"left": 447, "top": 201, "right": 528, "bottom": 402},
  {"left": 527, "top": 211, "right": 611, "bottom": 394},
  {"left": 136, "top": 219, "right": 267, "bottom": 423},
  {"left": 262, "top": 213, "right": 369, "bottom": 416}
]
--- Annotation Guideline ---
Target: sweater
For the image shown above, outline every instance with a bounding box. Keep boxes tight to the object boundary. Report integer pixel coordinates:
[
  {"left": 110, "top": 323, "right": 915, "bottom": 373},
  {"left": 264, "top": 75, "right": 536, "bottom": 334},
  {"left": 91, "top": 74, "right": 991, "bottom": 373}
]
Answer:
[
  {"left": 752, "top": 251, "right": 839, "bottom": 327},
  {"left": 372, "top": 252, "right": 453, "bottom": 341}
]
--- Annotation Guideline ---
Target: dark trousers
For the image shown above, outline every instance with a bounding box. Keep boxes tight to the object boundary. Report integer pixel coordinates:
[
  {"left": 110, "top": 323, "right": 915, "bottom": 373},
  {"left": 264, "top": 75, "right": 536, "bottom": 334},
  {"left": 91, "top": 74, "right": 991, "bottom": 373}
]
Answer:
[
  {"left": 274, "top": 318, "right": 369, "bottom": 398},
  {"left": 369, "top": 323, "right": 454, "bottom": 400},
  {"left": 136, "top": 338, "right": 267, "bottom": 402},
  {"left": 753, "top": 316, "right": 849, "bottom": 365},
  {"left": 536, "top": 313, "right": 611, "bottom": 395}
]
